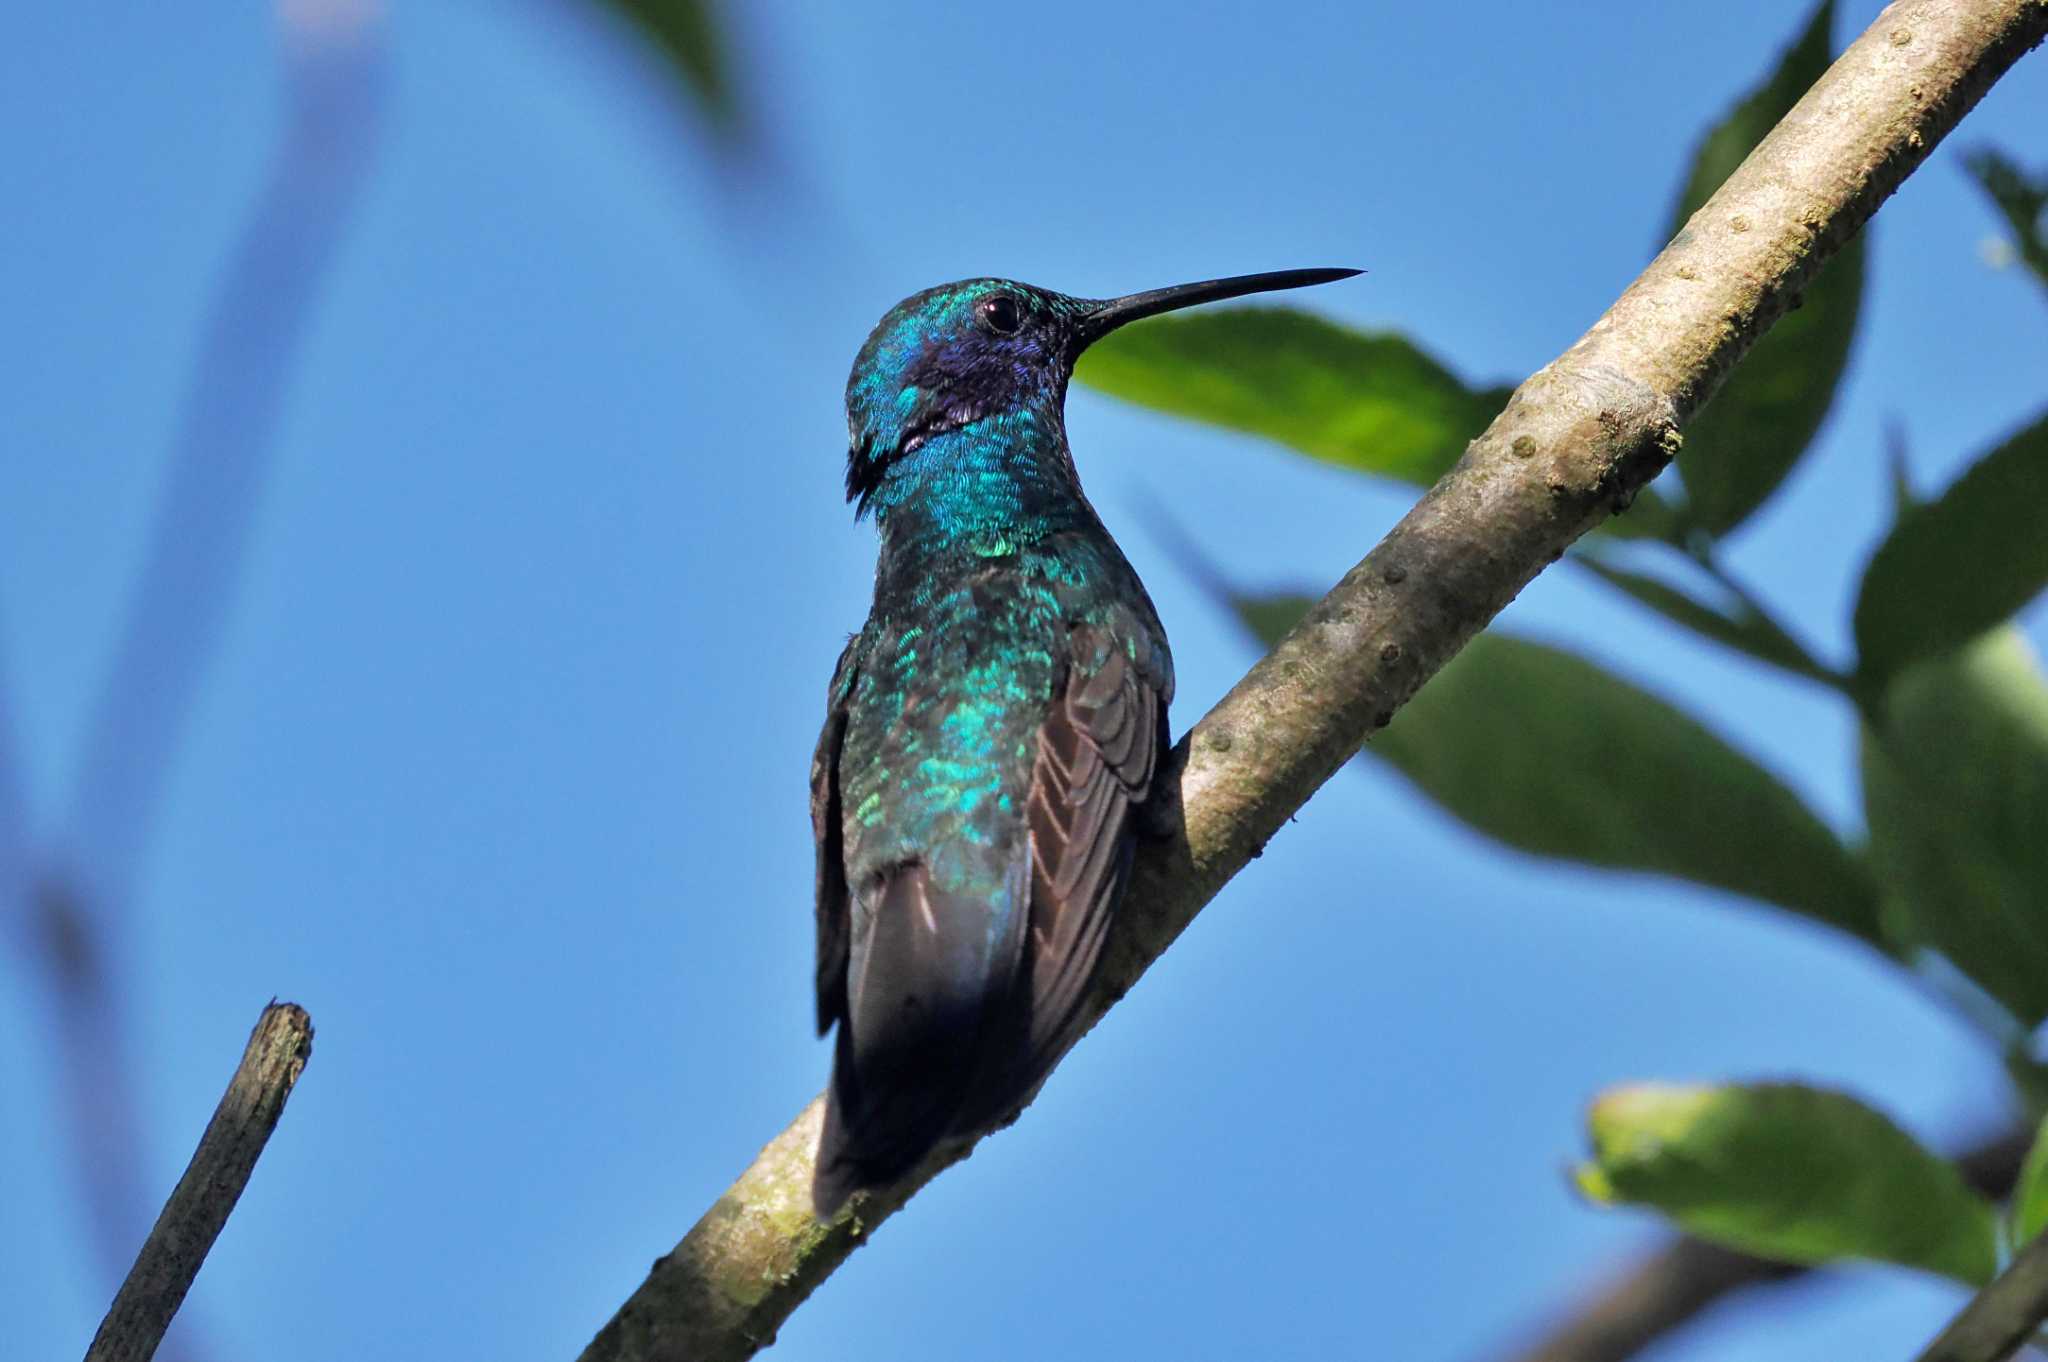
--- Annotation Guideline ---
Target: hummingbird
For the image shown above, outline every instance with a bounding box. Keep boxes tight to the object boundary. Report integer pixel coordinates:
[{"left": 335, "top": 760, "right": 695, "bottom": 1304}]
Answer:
[{"left": 810, "top": 267, "right": 1359, "bottom": 1216}]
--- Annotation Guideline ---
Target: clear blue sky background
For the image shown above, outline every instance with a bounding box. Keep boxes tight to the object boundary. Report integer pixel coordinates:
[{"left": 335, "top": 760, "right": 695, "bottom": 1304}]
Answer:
[{"left": 3, "top": 4, "right": 2046, "bottom": 1360}]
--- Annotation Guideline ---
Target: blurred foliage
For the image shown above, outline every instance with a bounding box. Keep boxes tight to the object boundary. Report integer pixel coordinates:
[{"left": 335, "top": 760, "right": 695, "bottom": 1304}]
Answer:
[
  {"left": 1966, "top": 147, "right": 2048, "bottom": 295},
  {"left": 1234, "top": 605, "right": 1882, "bottom": 943},
  {"left": 1082, "top": 0, "right": 2048, "bottom": 1295},
  {"left": 1576, "top": 1083, "right": 1998, "bottom": 1285},
  {"left": 1862, "top": 629, "right": 2048, "bottom": 1026},
  {"left": 1076, "top": 299, "right": 1683, "bottom": 538},
  {"left": 592, "top": 0, "right": 738, "bottom": 131},
  {"left": 1855, "top": 410, "right": 2048, "bottom": 686},
  {"left": 1576, "top": 555, "right": 1838, "bottom": 684}
]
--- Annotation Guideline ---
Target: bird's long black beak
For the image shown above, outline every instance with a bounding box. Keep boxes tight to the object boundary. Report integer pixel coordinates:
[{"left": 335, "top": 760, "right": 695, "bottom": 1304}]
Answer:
[{"left": 1075, "top": 267, "right": 1361, "bottom": 349}]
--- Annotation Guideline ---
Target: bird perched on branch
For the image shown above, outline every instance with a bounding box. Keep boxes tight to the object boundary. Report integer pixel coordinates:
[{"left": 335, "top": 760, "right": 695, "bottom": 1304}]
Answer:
[{"left": 810, "top": 267, "right": 1359, "bottom": 1216}]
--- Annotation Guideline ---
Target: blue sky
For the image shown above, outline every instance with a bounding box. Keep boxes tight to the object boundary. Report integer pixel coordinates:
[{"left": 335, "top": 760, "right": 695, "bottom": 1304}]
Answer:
[{"left": 2, "top": 3, "right": 2045, "bottom": 1360}]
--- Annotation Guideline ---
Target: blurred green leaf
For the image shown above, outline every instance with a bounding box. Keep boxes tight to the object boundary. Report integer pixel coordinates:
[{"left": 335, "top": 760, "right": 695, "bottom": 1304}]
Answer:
[
  {"left": 1076, "top": 307, "right": 1507, "bottom": 485},
  {"left": 597, "top": 0, "right": 737, "bottom": 130},
  {"left": 1576, "top": 1082, "right": 1997, "bottom": 1284},
  {"left": 2013, "top": 1111, "right": 2048, "bottom": 1245},
  {"left": 1862, "top": 628, "right": 2048, "bottom": 1024},
  {"left": 1965, "top": 147, "right": 2048, "bottom": 295},
  {"left": 1078, "top": 304, "right": 1682, "bottom": 534},
  {"left": 1578, "top": 556, "right": 1836, "bottom": 684},
  {"left": 1237, "top": 597, "right": 1880, "bottom": 941},
  {"left": 1853, "top": 408, "right": 2048, "bottom": 685},
  {"left": 1669, "top": 0, "right": 1864, "bottom": 535}
]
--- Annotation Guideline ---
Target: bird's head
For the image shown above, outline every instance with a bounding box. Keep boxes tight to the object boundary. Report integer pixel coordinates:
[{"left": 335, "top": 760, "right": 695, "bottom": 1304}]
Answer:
[{"left": 842, "top": 268, "right": 1359, "bottom": 516}]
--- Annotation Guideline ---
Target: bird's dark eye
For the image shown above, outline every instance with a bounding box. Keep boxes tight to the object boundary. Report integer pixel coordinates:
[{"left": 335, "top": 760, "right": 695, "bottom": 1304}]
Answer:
[{"left": 977, "top": 294, "right": 1023, "bottom": 335}]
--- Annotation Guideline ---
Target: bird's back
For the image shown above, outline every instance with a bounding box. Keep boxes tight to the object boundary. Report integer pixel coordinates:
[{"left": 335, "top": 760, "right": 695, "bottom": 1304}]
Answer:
[{"left": 811, "top": 529, "right": 1172, "bottom": 1213}]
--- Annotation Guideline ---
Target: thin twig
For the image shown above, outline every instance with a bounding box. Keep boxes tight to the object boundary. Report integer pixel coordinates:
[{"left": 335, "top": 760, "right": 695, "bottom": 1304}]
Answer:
[
  {"left": 577, "top": 3, "right": 2048, "bottom": 1358},
  {"left": 1917, "top": 1231, "right": 2048, "bottom": 1362},
  {"left": 82, "top": 1003, "right": 314, "bottom": 1362},
  {"left": 1507, "top": 1239, "right": 1805, "bottom": 1362}
]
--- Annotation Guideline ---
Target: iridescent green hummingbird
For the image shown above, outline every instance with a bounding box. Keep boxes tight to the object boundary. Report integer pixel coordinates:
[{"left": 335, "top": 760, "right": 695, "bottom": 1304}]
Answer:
[{"left": 811, "top": 267, "right": 1358, "bottom": 1215}]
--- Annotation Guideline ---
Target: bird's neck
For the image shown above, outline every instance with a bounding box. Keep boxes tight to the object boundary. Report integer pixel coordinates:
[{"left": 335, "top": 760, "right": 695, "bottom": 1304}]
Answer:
[{"left": 869, "top": 408, "right": 1091, "bottom": 573}]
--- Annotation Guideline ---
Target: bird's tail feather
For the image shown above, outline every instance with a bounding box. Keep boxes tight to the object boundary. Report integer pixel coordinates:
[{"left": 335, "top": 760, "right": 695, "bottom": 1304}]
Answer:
[{"left": 813, "top": 857, "right": 1029, "bottom": 1217}]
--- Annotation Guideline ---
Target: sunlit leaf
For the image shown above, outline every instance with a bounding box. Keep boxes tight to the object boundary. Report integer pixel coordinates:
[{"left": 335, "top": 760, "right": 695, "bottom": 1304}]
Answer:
[
  {"left": 595, "top": 0, "right": 737, "bottom": 131},
  {"left": 1668, "top": 0, "right": 1864, "bottom": 535},
  {"left": 1076, "top": 307, "right": 1506, "bottom": 486},
  {"left": 1236, "top": 596, "right": 1880, "bottom": 941},
  {"left": 1965, "top": 147, "right": 2048, "bottom": 295},
  {"left": 1577, "top": 556, "right": 1837, "bottom": 684},
  {"left": 1862, "top": 628, "right": 2048, "bottom": 1024},
  {"left": 1854, "top": 408, "right": 2048, "bottom": 685},
  {"left": 1576, "top": 1082, "right": 1997, "bottom": 1284}
]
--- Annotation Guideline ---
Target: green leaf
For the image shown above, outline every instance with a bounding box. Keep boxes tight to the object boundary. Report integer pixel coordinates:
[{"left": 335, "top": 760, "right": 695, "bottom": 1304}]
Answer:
[
  {"left": 1668, "top": 0, "right": 1865, "bottom": 535},
  {"left": 1853, "top": 408, "right": 2048, "bottom": 686},
  {"left": 1577, "top": 556, "right": 1836, "bottom": 684},
  {"left": 1075, "top": 307, "right": 1506, "bottom": 486},
  {"left": 1235, "top": 597, "right": 1880, "bottom": 941},
  {"left": 596, "top": 0, "right": 738, "bottom": 131},
  {"left": 1576, "top": 1082, "right": 1998, "bottom": 1284},
  {"left": 1965, "top": 147, "right": 2048, "bottom": 295},
  {"left": 1861, "top": 628, "right": 2048, "bottom": 1024},
  {"left": 2013, "top": 1110, "right": 2048, "bottom": 1245},
  {"left": 1079, "top": 306, "right": 1685, "bottom": 537}
]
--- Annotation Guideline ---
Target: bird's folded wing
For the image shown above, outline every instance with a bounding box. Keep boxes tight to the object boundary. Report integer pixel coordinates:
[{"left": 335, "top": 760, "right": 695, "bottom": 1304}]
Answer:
[{"left": 1024, "top": 623, "right": 1165, "bottom": 1073}]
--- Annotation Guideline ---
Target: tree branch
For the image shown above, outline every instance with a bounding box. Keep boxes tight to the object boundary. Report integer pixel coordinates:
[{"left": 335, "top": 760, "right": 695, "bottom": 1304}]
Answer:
[
  {"left": 83, "top": 1003, "right": 314, "bottom": 1362},
  {"left": 578, "top": 3, "right": 2048, "bottom": 1357}
]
